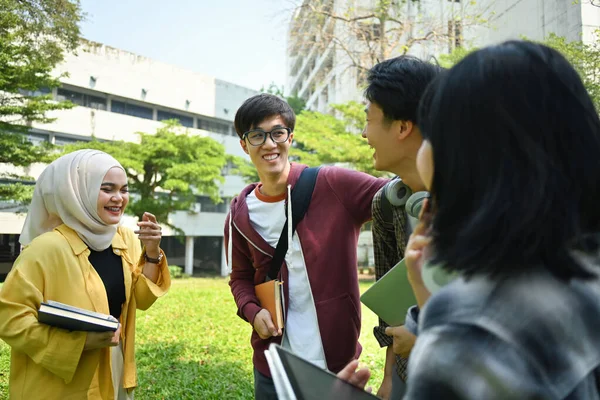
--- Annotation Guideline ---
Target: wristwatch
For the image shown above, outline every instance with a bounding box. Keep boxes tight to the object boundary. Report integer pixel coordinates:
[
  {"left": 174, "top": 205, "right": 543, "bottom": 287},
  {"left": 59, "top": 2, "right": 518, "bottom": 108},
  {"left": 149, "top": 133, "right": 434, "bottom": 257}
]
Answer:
[{"left": 144, "top": 251, "right": 163, "bottom": 264}]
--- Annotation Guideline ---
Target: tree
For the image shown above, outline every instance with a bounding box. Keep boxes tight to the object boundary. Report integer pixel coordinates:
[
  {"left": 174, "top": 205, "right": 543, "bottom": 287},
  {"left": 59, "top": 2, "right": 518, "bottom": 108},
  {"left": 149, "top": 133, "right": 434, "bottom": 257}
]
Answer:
[
  {"left": 436, "top": 46, "right": 477, "bottom": 68},
  {"left": 261, "top": 81, "right": 307, "bottom": 114},
  {"left": 0, "top": 0, "right": 84, "bottom": 204},
  {"left": 573, "top": 0, "right": 600, "bottom": 8},
  {"left": 439, "top": 31, "right": 600, "bottom": 112},
  {"left": 543, "top": 33, "right": 600, "bottom": 111},
  {"left": 288, "top": 0, "right": 493, "bottom": 78},
  {"left": 287, "top": 95, "right": 308, "bottom": 116},
  {"left": 60, "top": 121, "right": 228, "bottom": 231},
  {"left": 292, "top": 101, "right": 386, "bottom": 177}
]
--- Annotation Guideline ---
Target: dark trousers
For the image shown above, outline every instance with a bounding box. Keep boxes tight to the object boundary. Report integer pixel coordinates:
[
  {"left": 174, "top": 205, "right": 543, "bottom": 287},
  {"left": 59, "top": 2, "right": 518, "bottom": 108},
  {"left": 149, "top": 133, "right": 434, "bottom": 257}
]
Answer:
[
  {"left": 391, "top": 363, "right": 407, "bottom": 400},
  {"left": 254, "top": 367, "right": 278, "bottom": 400}
]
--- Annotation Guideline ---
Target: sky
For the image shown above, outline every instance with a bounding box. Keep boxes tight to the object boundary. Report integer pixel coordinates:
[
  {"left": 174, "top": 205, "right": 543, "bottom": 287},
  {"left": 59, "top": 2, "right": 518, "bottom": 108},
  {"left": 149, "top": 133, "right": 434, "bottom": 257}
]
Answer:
[{"left": 79, "top": 0, "right": 297, "bottom": 92}]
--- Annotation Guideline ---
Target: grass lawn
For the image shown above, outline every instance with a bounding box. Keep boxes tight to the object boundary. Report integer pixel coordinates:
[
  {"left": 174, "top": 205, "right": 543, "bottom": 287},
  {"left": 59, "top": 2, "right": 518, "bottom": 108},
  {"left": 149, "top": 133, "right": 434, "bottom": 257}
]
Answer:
[{"left": 0, "top": 277, "right": 384, "bottom": 399}]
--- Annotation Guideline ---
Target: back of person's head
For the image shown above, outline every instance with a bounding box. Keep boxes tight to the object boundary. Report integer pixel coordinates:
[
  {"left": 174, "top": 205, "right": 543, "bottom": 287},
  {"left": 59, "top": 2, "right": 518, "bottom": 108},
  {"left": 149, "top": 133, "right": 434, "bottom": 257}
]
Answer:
[
  {"left": 418, "top": 40, "right": 600, "bottom": 281},
  {"left": 365, "top": 55, "right": 443, "bottom": 124},
  {"left": 234, "top": 93, "right": 296, "bottom": 138}
]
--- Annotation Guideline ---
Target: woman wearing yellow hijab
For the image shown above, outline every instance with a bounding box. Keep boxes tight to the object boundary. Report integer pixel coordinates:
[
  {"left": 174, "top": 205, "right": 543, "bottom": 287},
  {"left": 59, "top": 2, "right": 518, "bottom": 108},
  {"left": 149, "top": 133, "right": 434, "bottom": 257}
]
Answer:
[{"left": 0, "top": 149, "right": 171, "bottom": 399}]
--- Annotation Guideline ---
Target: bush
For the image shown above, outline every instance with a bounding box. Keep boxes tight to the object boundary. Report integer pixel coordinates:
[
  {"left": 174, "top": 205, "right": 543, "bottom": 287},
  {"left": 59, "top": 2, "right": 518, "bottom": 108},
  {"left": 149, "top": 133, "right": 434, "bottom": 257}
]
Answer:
[{"left": 168, "top": 265, "right": 185, "bottom": 279}]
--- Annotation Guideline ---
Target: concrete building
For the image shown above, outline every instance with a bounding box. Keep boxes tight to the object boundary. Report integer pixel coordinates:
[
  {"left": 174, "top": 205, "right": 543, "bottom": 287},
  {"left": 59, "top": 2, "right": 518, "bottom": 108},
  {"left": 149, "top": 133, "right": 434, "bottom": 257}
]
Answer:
[
  {"left": 287, "top": 0, "right": 480, "bottom": 113},
  {"left": 481, "top": 0, "right": 600, "bottom": 46},
  {"left": 287, "top": 0, "right": 600, "bottom": 113},
  {"left": 0, "top": 40, "right": 257, "bottom": 280}
]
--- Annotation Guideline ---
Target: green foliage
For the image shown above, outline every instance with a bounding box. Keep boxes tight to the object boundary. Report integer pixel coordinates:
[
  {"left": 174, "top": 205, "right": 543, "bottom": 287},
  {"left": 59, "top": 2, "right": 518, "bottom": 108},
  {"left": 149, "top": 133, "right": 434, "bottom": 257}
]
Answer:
[
  {"left": 0, "top": 181, "right": 34, "bottom": 207},
  {"left": 260, "top": 82, "right": 285, "bottom": 98},
  {"left": 0, "top": 0, "right": 83, "bottom": 203},
  {"left": 168, "top": 265, "right": 186, "bottom": 279},
  {"left": 436, "top": 46, "right": 478, "bottom": 69},
  {"left": 286, "top": 95, "right": 307, "bottom": 115},
  {"left": 440, "top": 32, "right": 600, "bottom": 112},
  {"left": 294, "top": 0, "right": 489, "bottom": 72},
  {"left": 0, "top": 278, "right": 385, "bottom": 399},
  {"left": 292, "top": 101, "right": 386, "bottom": 177},
  {"left": 0, "top": 131, "right": 53, "bottom": 167},
  {"left": 59, "top": 121, "right": 228, "bottom": 229},
  {"left": 229, "top": 155, "right": 260, "bottom": 184},
  {"left": 543, "top": 32, "right": 600, "bottom": 112},
  {"left": 261, "top": 81, "right": 306, "bottom": 115}
]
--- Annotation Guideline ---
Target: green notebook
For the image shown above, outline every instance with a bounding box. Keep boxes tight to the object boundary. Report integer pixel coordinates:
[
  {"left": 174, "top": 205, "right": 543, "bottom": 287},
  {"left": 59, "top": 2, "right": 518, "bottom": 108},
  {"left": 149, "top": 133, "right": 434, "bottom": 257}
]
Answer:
[{"left": 360, "top": 258, "right": 416, "bottom": 326}]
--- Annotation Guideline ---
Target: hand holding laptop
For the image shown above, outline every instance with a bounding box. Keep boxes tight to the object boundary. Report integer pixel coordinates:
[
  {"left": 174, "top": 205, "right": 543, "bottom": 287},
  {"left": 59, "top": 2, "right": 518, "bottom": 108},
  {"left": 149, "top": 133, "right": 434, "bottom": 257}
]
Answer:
[
  {"left": 266, "top": 343, "right": 380, "bottom": 399},
  {"left": 336, "top": 360, "right": 372, "bottom": 393}
]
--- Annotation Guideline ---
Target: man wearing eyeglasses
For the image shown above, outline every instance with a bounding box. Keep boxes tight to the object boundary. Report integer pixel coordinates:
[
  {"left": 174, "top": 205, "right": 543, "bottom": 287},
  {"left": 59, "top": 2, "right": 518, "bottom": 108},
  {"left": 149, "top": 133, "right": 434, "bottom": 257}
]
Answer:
[{"left": 225, "top": 93, "right": 387, "bottom": 399}]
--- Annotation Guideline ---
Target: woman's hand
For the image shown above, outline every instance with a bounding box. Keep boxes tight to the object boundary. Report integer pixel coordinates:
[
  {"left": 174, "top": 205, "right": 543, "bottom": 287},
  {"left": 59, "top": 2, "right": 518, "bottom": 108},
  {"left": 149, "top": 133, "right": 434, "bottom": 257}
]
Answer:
[
  {"left": 405, "top": 198, "right": 433, "bottom": 284},
  {"left": 406, "top": 198, "right": 433, "bottom": 307},
  {"left": 83, "top": 325, "right": 121, "bottom": 351},
  {"left": 135, "top": 212, "right": 162, "bottom": 258}
]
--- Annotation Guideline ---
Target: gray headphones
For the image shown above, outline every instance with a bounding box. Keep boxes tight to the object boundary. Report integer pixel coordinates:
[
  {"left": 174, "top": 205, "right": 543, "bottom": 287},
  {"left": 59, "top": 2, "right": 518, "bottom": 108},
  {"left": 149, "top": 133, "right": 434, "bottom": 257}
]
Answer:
[
  {"left": 383, "top": 178, "right": 412, "bottom": 206},
  {"left": 383, "top": 178, "right": 429, "bottom": 219}
]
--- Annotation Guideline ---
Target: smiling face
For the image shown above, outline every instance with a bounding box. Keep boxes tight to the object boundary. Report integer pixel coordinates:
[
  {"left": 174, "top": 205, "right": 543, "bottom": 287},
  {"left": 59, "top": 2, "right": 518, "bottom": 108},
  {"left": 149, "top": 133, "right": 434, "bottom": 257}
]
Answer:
[
  {"left": 96, "top": 167, "right": 129, "bottom": 225},
  {"left": 240, "top": 114, "right": 294, "bottom": 181},
  {"left": 362, "top": 101, "right": 405, "bottom": 172}
]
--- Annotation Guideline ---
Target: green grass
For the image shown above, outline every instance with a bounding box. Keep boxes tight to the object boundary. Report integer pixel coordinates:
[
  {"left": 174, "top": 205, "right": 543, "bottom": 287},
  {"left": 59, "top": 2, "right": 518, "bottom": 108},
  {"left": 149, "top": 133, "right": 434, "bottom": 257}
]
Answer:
[{"left": 0, "top": 277, "right": 384, "bottom": 399}]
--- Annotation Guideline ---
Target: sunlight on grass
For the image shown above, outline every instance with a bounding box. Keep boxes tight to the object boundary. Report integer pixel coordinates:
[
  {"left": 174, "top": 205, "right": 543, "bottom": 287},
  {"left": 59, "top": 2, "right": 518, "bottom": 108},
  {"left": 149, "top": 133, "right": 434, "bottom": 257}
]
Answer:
[
  {"left": 0, "top": 337, "right": 7, "bottom": 399},
  {"left": 0, "top": 277, "right": 383, "bottom": 399}
]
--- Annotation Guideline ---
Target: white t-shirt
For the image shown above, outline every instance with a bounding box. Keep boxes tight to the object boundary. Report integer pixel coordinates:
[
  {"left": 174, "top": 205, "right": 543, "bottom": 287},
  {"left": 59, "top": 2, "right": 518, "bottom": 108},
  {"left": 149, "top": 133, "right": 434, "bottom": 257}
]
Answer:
[{"left": 247, "top": 187, "right": 327, "bottom": 369}]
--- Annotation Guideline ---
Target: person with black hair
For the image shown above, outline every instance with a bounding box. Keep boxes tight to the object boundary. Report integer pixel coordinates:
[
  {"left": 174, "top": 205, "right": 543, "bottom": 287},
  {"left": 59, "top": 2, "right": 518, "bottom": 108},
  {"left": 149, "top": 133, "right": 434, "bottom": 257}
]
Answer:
[
  {"left": 225, "top": 93, "right": 387, "bottom": 399},
  {"left": 362, "top": 56, "right": 443, "bottom": 399},
  {"left": 343, "top": 40, "right": 600, "bottom": 399}
]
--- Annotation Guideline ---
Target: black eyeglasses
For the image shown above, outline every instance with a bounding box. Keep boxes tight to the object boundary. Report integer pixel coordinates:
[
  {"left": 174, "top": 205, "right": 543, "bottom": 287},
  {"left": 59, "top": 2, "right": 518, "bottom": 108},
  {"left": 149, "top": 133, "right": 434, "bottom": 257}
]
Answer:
[{"left": 242, "top": 127, "right": 291, "bottom": 146}]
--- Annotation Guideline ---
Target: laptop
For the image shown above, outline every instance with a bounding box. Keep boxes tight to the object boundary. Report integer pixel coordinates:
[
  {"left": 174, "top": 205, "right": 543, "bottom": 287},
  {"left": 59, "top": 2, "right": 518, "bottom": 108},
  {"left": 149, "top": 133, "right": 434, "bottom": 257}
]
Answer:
[{"left": 265, "top": 343, "right": 379, "bottom": 400}]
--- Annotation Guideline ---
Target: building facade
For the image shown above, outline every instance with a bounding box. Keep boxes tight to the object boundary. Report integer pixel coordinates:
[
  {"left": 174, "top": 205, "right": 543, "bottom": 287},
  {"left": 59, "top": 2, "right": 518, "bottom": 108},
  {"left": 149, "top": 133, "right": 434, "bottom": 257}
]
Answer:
[
  {"left": 0, "top": 40, "right": 257, "bottom": 280},
  {"left": 481, "top": 0, "right": 600, "bottom": 46},
  {"left": 287, "top": 0, "right": 600, "bottom": 113}
]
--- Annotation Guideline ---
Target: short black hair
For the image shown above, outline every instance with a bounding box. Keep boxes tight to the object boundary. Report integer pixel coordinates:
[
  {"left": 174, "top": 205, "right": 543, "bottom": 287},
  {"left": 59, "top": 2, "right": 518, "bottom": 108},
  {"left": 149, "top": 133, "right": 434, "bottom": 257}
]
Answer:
[
  {"left": 234, "top": 93, "right": 296, "bottom": 139},
  {"left": 365, "top": 55, "right": 443, "bottom": 124},
  {"left": 418, "top": 40, "right": 600, "bottom": 281}
]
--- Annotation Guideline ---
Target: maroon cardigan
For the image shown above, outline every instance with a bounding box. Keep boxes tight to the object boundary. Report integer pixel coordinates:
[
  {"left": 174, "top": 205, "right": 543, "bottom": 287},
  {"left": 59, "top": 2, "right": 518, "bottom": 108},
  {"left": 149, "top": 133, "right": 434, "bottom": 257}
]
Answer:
[{"left": 225, "top": 163, "right": 387, "bottom": 377}]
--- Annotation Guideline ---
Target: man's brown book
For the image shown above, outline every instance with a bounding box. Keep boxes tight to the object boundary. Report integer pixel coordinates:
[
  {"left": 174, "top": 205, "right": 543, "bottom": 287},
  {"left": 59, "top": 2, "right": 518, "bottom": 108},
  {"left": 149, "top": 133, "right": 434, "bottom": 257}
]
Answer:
[{"left": 255, "top": 279, "right": 284, "bottom": 330}]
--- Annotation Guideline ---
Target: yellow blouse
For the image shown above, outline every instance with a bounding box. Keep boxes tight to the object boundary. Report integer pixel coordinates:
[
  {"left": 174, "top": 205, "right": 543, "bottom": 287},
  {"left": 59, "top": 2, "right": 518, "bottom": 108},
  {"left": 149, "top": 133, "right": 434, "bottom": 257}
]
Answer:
[{"left": 0, "top": 224, "right": 171, "bottom": 399}]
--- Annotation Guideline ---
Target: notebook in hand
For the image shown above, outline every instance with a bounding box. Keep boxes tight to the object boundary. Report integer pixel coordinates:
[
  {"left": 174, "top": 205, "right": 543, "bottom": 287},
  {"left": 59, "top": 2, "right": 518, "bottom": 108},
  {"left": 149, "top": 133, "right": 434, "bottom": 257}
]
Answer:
[
  {"left": 360, "top": 258, "right": 416, "bottom": 326},
  {"left": 265, "top": 343, "right": 379, "bottom": 400},
  {"left": 38, "top": 300, "right": 119, "bottom": 332},
  {"left": 255, "top": 279, "right": 284, "bottom": 330}
]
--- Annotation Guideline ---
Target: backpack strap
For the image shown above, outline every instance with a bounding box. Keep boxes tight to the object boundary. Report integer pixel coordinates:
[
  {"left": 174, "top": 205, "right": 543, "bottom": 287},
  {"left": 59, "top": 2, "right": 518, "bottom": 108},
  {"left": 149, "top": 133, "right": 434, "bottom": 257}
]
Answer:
[{"left": 268, "top": 167, "right": 321, "bottom": 280}]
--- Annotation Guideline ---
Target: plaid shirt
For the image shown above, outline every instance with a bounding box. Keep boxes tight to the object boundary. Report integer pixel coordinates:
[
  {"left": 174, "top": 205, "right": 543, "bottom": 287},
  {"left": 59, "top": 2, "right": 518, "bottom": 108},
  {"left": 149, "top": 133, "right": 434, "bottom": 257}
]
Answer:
[
  {"left": 371, "top": 185, "right": 411, "bottom": 381},
  {"left": 405, "top": 262, "right": 600, "bottom": 399}
]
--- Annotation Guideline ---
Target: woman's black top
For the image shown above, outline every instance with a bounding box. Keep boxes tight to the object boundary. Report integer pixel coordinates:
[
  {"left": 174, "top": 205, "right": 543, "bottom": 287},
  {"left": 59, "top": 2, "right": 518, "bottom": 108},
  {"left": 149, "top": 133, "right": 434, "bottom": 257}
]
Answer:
[{"left": 88, "top": 246, "right": 126, "bottom": 320}]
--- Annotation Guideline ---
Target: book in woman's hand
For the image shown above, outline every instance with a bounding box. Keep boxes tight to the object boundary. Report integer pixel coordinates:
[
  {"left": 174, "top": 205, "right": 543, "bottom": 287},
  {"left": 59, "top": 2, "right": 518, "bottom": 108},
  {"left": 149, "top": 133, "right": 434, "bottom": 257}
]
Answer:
[{"left": 38, "top": 300, "right": 119, "bottom": 332}]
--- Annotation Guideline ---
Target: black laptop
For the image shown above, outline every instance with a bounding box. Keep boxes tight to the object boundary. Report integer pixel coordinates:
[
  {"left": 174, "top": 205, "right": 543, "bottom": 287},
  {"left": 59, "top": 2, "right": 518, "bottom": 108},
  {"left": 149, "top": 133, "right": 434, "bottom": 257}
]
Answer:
[{"left": 265, "top": 343, "right": 380, "bottom": 400}]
